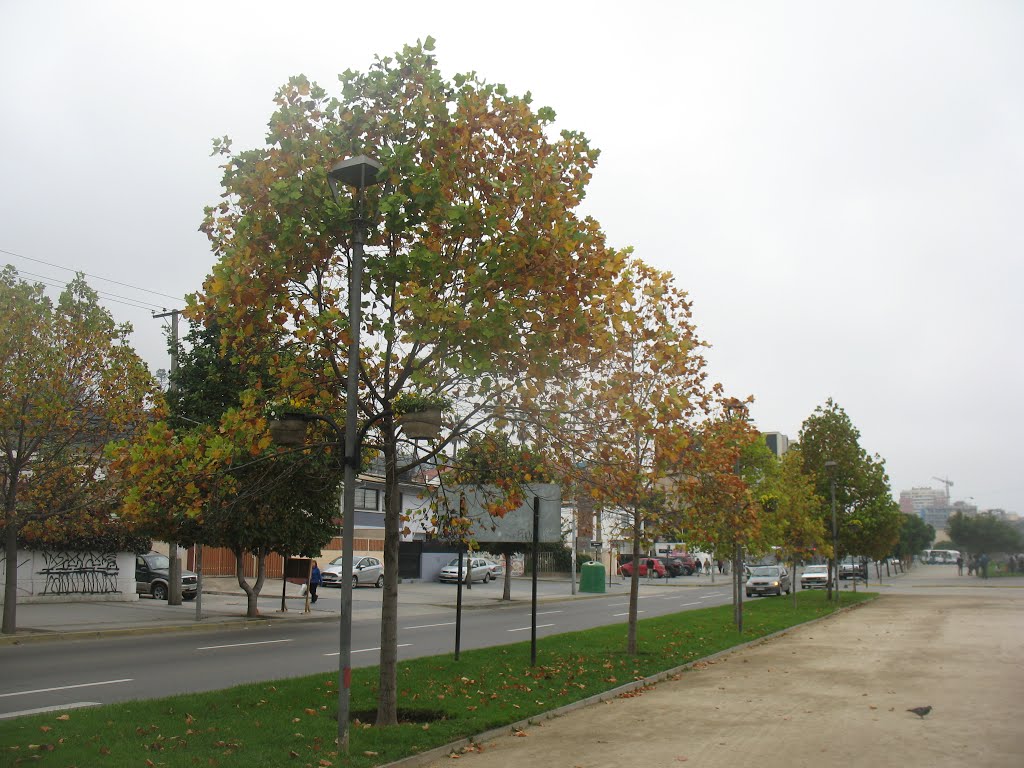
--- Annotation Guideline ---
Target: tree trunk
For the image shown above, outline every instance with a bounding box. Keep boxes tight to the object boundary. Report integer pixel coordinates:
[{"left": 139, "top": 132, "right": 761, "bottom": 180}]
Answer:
[
  {"left": 234, "top": 549, "right": 266, "bottom": 618},
  {"left": 376, "top": 430, "right": 400, "bottom": 726},
  {"left": 502, "top": 552, "right": 512, "bottom": 601},
  {"left": 2, "top": 472, "right": 21, "bottom": 635},
  {"left": 2, "top": 512, "right": 18, "bottom": 635},
  {"left": 627, "top": 516, "right": 641, "bottom": 655}
]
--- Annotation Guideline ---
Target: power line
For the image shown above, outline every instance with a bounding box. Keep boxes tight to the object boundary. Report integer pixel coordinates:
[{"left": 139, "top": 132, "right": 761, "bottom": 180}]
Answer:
[
  {"left": 0, "top": 247, "right": 187, "bottom": 305},
  {"left": 15, "top": 268, "right": 167, "bottom": 312}
]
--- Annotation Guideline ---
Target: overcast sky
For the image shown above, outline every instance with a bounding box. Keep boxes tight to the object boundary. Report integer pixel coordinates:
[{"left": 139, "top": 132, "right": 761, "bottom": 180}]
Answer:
[{"left": 2, "top": 1, "right": 1021, "bottom": 513}]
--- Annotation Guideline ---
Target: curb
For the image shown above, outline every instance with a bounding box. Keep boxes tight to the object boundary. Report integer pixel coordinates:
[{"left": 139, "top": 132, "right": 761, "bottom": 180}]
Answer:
[{"left": 0, "top": 612, "right": 341, "bottom": 646}]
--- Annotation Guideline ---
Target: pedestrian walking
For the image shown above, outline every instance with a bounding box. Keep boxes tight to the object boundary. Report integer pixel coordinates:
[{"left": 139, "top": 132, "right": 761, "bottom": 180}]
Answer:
[
  {"left": 309, "top": 561, "right": 321, "bottom": 603},
  {"left": 956, "top": 555, "right": 963, "bottom": 576}
]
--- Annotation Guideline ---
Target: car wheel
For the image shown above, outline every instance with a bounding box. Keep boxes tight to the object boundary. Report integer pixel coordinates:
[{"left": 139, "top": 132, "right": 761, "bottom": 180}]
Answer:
[
  {"left": 183, "top": 594, "right": 196, "bottom": 601},
  {"left": 352, "top": 574, "right": 359, "bottom": 587},
  {"left": 745, "top": 591, "right": 752, "bottom": 598},
  {"left": 151, "top": 583, "right": 168, "bottom": 601},
  {"left": 375, "top": 574, "right": 384, "bottom": 588}
]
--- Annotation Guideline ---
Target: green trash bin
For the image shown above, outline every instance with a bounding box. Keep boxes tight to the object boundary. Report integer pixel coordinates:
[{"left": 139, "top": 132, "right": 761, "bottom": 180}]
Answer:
[{"left": 579, "top": 561, "right": 606, "bottom": 593}]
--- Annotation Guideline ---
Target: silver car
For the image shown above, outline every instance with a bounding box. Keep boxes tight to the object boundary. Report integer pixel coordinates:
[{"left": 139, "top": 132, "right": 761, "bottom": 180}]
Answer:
[
  {"left": 321, "top": 555, "right": 384, "bottom": 588},
  {"left": 439, "top": 556, "right": 493, "bottom": 584},
  {"left": 745, "top": 565, "right": 792, "bottom": 597}
]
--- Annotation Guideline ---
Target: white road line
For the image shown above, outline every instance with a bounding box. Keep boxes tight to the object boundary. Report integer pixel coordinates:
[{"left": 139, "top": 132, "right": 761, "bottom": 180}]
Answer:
[
  {"left": 324, "top": 644, "right": 411, "bottom": 657},
  {"left": 0, "top": 679, "right": 132, "bottom": 698},
  {"left": 507, "top": 624, "right": 555, "bottom": 632},
  {"left": 0, "top": 702, "right": 101, "bottom": 720},
  {"left": 613, "top": 611, "right": 645, "bottom": 617},
  {"left": 679, "top": 601, "right": 701, "bottom": 607},
  {"left": 698, "top": 594, "right": 722, "bottom": 599},
  {"left": 405, "top": 622, "right": 456, "bottom": 630},
  {"left": 196, "top": 639, "right": 293, "bottom": 651}
]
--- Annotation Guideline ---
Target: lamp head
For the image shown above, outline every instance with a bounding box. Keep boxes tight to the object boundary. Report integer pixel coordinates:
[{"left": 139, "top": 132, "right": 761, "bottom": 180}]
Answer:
[{"left": 328, "top": 155, "right": 383, "bottom": 201}]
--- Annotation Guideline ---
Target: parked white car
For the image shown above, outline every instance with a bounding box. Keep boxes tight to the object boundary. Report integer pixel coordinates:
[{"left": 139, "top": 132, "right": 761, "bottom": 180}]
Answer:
[
  {"left": 799, "top": 564, "right": 832, "bottom": 590},
  {"left": 321, "top": 555, "right": 384, "bottom": 588},
  {"left": 482, "top": 559, "right": 504, "bottom": 578},
  {"left": 439, "top": 557, "right": 493, "bottom": 584}
]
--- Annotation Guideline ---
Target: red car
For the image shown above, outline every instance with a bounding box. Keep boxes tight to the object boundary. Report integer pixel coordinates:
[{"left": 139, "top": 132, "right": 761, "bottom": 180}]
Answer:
[{"left": 618, "top": 558, "right": 668, "bottom": 578}]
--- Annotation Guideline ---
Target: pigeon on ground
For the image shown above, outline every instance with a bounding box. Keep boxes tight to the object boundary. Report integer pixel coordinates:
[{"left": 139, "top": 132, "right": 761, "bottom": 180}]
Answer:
[{"left": 907, "top": 706, "right": 932, "bottom": 719}]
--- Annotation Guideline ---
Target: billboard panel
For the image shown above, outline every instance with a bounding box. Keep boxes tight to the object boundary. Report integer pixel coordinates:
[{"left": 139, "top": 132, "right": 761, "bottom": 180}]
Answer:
[{"left": 439, "top": 484, "right": 562, "bottom": 544}]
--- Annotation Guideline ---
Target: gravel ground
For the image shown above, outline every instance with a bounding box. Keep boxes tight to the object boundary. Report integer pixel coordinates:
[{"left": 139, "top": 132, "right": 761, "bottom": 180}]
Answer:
[{"left": 414, "top": 589, "right": 1024, "bottom": 768}]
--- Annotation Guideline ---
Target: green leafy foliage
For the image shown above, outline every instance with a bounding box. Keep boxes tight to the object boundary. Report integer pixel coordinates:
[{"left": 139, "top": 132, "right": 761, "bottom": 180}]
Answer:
[
  {"left": 116, "top": 319, "right": 339, "bottom": 616},
  {"left": 1, "top": 267, "right": 154, "bottom": 633},
  {"left": 947, "top": 510, "right": 1022, "bottom": 555},
  {"left": 194, "top": 40, "right": 630, "bottom": 722},
  {"left": 796, "top": 399, "right": 901, "bottom": 562}
]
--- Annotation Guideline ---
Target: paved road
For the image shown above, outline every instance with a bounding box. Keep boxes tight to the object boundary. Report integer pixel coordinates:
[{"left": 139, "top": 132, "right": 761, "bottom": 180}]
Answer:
[{"left": 0, "top": 572, "right": 740, "bottom": 718}]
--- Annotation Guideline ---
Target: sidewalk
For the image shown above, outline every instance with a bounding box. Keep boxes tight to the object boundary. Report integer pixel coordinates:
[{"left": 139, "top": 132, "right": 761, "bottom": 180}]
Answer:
[
  {"left": 0, "top": 572, "right": 674, "bottom": 644},
  {"left": 4, "top": 564, "right": 1010, "bottom": 645},
  {"left": 409, "top": 571, "right": 1024, "bottom": 768}
]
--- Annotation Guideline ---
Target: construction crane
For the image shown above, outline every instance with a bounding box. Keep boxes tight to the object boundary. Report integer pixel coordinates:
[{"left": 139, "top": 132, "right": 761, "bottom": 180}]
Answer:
[{"left": 932, "top": 476, "right": 954, "bottom": 503}]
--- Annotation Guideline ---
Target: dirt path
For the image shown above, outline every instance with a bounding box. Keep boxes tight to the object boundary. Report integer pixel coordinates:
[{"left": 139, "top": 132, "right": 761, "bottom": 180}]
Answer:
[{"left": 415, "top": 592, "right": 1024, "bottom": 767}]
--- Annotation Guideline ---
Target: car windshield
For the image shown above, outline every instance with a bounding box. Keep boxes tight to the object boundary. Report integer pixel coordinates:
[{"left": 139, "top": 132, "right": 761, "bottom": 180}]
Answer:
[
  {"left": 146, "top": 554, "right": 169, "bottom": 569},
  {"left": 446, "top": 558, "right": 464, "bottom": 567},
  {"left": 329, "top": 556, "right": 345, "bottom": 566},
  {"left": 750, "top": 567, "right": 780, "bottom": 577},
  {"left": 805, "top": 565, "right": 828, "bottom": 573}
]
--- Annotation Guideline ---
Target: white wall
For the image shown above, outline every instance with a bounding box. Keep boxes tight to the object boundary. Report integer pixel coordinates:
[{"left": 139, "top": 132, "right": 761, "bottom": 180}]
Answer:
[{"left": 0, "top": 550, "right": 138, "bottom": 604}]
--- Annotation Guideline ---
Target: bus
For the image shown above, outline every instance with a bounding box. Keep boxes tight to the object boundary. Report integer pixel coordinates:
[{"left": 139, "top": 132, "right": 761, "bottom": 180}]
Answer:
[{"left": 922, "top": 549, "right": 960, "bottom": 565}]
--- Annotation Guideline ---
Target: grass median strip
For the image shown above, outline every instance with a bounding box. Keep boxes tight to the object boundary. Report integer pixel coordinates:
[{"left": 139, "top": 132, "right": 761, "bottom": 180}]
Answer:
[{"left": 0, "top": 591, "right": 873, "bottom": 767}]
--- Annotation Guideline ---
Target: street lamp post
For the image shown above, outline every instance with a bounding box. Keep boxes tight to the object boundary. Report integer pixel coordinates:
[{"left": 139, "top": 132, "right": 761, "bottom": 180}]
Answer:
[
  {"left": 825, "top": 460, "right": 838, "bottom": 603},
  {"left": 328, "top": 155, "right": 383, "bottom": 753},
  {"left": 723, "top": 399, "right": 746, "bottom": 632}
]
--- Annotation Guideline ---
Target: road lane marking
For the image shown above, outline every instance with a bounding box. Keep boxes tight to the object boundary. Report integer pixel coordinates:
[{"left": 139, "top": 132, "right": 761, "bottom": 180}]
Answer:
[
  {"left": 324, "top": 644, "right": 411, "bottom": 657},
  {"left": 0, "top": 680, "right": 132, "bottom": 698},
  {"left": 507, "top": 624, "right": 555, "bottom": 632},
  {"left": 405, "top": 622, "right": 456, "bottom": 629},
  {"left": 196, "top": 639, "right": 293, "bottom": 651},
  {"left": 0, "top": 702, "right": 101, "bottom": 720},
  {"left": 613, "top": 611, "right": 645, "bottom": 617},
  {"left": 679, "top": 601, "right": 701, "bottom": 607}
]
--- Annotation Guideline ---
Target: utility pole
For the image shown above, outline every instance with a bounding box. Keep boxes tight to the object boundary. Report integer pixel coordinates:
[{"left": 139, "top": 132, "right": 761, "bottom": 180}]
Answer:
[{"left": 153, "top": 309, "right": 182, "bottom": 605}]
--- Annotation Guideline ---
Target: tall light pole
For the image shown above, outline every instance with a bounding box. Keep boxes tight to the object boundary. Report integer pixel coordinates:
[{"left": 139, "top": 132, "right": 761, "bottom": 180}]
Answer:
[
  {"left": 825, "top": 460, "right": 838, "bottom": 603},
  {"left": 328, "top": 155, "right": 383, "bottom": 753},
  {"left": 723, "top": 399, "right": 746, "bottom": 632}
]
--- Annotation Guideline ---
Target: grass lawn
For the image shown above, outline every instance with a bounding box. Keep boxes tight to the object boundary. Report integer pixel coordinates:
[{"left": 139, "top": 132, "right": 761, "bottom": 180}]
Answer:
[{"left": 0, "top": 590, "right": 873, "bottom": 767}]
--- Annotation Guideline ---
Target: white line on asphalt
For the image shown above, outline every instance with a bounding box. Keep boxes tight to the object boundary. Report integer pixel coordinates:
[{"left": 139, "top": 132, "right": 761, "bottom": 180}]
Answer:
[
  {"left": 679, "top": 602, "right": 701, "bottom": 607},
  {"left": 613, "top": 611, "right": 645, "bottom": 617},
  {"left": 507, "top": 624, "right": 555, "bottom": 632},
  {"left": 405, "top": 622, "right": 456, "bottom": 630},
  {"left": 698, "top": 594, "right": 722, "bottom": 599},
  {"left": 324, "top": 644, "right": 411, "bottom": 657},
  {"left": 0, "top": 702, "right": 101, "bottom": 720},
  {"left": 0, "top": 679, "right": 133, "bottom": 698},
  {"left": 196, "top": 639, "right": 293, "bottom": 651}
]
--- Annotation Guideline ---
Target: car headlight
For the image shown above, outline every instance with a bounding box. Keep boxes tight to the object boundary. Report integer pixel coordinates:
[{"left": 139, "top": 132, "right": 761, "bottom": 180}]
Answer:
[{"left": 771, "top": 581, "right": 779, "bottom": 587}]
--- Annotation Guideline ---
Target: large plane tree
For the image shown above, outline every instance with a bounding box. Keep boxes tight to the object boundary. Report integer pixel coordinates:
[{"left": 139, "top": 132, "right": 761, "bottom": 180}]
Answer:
[
  {"left": 1, "top": 268, "right": 153, "bottom": 634},
  {"left": 194, "top": 39, "right": 626, "bottom": 725}
]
